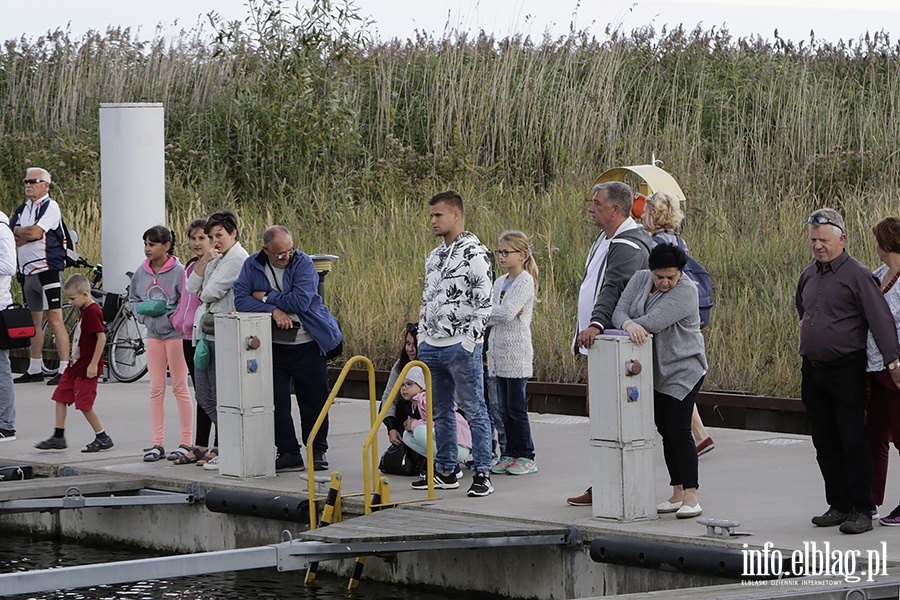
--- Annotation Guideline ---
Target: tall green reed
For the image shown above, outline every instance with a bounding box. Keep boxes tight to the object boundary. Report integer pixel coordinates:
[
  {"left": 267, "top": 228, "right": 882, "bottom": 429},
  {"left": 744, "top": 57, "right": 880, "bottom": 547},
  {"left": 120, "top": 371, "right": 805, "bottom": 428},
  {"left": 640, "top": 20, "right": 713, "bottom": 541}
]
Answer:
[{"left": 3, "top": 4, "right": 900, "bottom": 396}]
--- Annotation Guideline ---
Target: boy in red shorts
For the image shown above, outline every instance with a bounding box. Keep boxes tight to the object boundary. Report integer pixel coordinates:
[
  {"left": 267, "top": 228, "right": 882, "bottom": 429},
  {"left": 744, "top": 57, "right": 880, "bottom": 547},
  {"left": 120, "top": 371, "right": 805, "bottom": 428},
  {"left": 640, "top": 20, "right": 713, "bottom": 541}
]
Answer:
[{"left": 35, "top": 274, "right": 113, "bottom": 452}]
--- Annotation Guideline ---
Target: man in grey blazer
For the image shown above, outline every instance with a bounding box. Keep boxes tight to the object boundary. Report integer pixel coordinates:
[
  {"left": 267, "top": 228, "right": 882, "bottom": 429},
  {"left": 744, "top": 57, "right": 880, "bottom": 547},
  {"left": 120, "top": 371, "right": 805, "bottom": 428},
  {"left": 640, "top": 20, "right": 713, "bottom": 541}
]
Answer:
[{"left": 567, "top": 181, "right": 652, "bottom": 506}]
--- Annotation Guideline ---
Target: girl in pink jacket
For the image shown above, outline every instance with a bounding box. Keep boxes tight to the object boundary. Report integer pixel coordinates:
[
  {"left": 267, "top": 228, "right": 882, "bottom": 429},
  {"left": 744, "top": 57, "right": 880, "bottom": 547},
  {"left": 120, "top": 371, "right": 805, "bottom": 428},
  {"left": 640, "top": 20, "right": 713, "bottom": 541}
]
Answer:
[{"left": 401, "top": 366, "right": 471, "bottom": 463}]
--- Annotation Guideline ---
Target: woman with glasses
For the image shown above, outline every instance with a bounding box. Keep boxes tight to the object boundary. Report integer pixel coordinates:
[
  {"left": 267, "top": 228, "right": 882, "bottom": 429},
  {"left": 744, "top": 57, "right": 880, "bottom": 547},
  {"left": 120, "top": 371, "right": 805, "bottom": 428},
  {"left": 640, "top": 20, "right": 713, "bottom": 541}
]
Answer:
[
  {"left": 486, "top": 231, "right": 538, "bottom": 476},
  {"left": 185, "top": 210, "right": 249, "bottom": 471},
  {"left": 612, "top": 242, "right": 708, "bottom": 519}
]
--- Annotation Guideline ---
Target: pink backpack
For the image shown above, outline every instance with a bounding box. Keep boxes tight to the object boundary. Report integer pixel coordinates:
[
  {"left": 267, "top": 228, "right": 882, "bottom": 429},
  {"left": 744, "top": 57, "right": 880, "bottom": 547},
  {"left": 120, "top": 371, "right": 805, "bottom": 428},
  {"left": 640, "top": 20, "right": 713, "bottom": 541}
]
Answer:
[{"left": 169, "top": 262, "right": 202, "bottom": 340}]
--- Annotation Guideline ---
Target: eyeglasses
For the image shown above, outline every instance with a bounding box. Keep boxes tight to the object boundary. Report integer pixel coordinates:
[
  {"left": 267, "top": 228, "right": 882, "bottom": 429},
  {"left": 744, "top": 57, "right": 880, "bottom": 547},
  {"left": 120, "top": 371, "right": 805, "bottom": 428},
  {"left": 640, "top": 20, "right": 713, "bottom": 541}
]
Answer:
[
  {"left": 495, "top": 249, "right": 522, "bottom": 257},
  {"left": 405, "top": 322, "right": 417, "bottom": 334},
  {"left": 267, "top": 247, "right": 296, "bottom": 261},
  {"left": 400, "top": 380, "right": 418, "bottom": 388},
  {"left": 23, "top": 179, "right": 48, "bottom": 185},
  {"left": 808, "top": 215, "right": 844, "bottom": 232}
]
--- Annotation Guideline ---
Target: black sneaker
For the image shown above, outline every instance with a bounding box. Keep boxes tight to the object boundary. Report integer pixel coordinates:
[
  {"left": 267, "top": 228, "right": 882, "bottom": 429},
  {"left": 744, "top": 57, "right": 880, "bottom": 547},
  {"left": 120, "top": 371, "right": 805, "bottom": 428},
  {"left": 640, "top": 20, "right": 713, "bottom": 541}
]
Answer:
[
  {"left": 35, "top": 436, "right": 67, "bottom": 450},
  {"left": 275, "top": 452, "right": 305, "bottom": 472},
  {"left": 14, "top": 372, "right": 43, "bottom": 383},
  {"left": 82, "top": 437, "right": 114, "bottom": 453},
  {"left": 411, "top": 471, "right": 460, "bottom": 490},
  {"left": 46, "top": 372, "right": 63, "bottom": 386},
  {"left": 418, "top": 464, "right": 464, "bottom": 480},
  {"left": 467, "top": 472, "right": 494, "bottom": 497},
  {"left": 811, "top": 508, "right": 849, "bottom": 527},
  {"left": 840, "top": 510, "right": 873, "bottom": 534},
  {"left": 880, "top": 503, "right": 900, "bottom": 526},
  {"left": 313, "top": 449, "right": 329, "bottom": 471},
  {"left": 0, "top": 429, "right": 15, "bottom": 442}
]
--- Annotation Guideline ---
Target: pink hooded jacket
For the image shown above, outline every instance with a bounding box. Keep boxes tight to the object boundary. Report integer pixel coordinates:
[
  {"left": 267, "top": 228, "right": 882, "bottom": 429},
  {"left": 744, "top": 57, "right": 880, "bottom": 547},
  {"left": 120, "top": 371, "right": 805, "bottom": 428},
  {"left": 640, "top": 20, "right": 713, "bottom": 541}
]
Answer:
[{"left": 409, "top": 391, "right": 472, "bottom": 449}]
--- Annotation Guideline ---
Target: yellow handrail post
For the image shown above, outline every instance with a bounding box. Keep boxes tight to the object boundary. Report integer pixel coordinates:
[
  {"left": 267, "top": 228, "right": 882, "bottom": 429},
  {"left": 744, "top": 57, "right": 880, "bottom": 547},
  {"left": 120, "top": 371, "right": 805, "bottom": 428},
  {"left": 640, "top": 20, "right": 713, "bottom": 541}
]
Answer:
[
  {"left": 306, "top": 356, "right": 376, "bottom": 530},
  {"left": 361, "top": 360, "right": 434, "bottom": 514},
  {"left": 304, "top": 472, "right": 342, "bottom": 585}
]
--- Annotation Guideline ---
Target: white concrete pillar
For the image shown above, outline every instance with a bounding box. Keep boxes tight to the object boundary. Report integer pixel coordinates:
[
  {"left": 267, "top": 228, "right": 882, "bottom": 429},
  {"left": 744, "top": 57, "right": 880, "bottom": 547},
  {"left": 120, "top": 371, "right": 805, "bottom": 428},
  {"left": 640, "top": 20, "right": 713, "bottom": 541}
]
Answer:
[
  {"left": 588, "top": 333, "right": 657, "bottom": 521},
  {"left": 99, "top": 103, "right": 165, "bottom": 294}
]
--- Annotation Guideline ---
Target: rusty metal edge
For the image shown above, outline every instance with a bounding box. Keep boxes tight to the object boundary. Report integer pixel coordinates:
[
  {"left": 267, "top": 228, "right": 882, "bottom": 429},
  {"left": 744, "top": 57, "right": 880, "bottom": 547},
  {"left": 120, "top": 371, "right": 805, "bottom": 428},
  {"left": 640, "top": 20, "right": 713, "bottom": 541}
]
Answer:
[{"left": 327, "top": 367, "right": 804, "bottom": 413}]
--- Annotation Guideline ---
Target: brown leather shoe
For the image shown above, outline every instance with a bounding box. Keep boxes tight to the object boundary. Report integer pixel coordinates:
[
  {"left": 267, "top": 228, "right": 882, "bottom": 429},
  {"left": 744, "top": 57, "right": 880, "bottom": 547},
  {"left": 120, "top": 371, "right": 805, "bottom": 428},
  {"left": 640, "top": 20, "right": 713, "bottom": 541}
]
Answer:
[{"left": 567, "top": 487, "right": 592, "bottom": 506}]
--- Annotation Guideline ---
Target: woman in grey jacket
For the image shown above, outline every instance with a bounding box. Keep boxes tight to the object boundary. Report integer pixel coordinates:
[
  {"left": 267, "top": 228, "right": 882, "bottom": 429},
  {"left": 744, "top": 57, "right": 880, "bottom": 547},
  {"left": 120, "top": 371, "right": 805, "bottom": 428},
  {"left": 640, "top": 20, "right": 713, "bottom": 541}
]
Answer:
[
  {"left": 185, "top": 211, "right": 249, "bottom": 470},
  {"left": 612, "top": 243, "right": 708, "bottom": 519}
]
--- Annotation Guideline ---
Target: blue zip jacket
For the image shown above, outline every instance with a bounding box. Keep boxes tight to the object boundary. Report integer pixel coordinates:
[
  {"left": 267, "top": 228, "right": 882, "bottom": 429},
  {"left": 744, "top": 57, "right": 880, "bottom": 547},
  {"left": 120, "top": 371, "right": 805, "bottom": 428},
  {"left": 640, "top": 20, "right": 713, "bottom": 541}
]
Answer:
[{"left": 234, "top": 249, "right": 342, "bottom": 355}]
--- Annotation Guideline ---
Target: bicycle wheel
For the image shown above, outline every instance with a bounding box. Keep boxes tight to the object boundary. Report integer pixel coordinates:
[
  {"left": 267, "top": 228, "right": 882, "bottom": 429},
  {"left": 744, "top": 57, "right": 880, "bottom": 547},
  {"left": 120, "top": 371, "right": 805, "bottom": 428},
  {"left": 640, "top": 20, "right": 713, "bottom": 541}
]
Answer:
[
  {"left": 108, "top": 312, "right": 148, "bottom": 383},
  {"left": 42, "top": 304, "right": 79, "bottom": 375}
]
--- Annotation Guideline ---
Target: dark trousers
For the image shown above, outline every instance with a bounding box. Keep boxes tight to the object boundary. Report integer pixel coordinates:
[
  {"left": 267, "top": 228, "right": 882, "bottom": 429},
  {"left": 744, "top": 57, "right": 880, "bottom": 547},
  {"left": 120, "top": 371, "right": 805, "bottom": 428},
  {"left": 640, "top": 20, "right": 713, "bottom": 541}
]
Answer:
[
  {"left": 183, "top": 339, "right": 215, "bottom": 447},
  {"left": 654, "top": 377, "right": 703, "bottom": 490},
  {"left": 865, "top": 369, "right": 900, "bottom": 506},
  {"left": 272, "top": 341, "right": 330, "bottom": 455},
  {"left": 497, "top": 376, "right": 534, "bottom": 460},
  {"left": 802, "top": 355, "right": 874, "bottom": 513}
]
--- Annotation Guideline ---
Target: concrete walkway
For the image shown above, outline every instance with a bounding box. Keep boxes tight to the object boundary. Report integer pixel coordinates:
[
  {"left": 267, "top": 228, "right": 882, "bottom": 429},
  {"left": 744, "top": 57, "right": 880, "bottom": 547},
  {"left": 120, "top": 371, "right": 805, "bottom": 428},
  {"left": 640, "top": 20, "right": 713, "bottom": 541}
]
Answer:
[{"left": 2, "top": 377, "right": 900, "bottom": 563}]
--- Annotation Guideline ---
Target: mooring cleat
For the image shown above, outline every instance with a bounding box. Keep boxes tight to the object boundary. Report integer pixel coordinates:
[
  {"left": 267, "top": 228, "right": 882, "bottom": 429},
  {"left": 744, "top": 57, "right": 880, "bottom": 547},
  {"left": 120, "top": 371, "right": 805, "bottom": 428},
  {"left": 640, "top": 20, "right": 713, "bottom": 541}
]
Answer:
[{"left": 696, "top": 517, "right": 752, "bottom": 538}]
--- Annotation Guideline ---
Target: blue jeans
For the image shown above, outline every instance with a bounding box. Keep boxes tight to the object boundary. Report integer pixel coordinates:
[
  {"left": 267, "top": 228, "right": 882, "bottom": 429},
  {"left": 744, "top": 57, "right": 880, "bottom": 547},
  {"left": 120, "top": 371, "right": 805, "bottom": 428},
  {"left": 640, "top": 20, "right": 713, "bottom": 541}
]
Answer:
[
  {"left": 484, "top": 373, "right": 506, "bottom": 456},
  {"left": 417, "top": 341, "right": 493, "bottom": 475},
  {"left": 272, "top": 341, "right": 330, "bottom": 455},
  {"left": 0, "top": 349, "right": 13, "bottom": 431},
  {"left": 497, "top": 376, "right": 534, "bottom": 460}
]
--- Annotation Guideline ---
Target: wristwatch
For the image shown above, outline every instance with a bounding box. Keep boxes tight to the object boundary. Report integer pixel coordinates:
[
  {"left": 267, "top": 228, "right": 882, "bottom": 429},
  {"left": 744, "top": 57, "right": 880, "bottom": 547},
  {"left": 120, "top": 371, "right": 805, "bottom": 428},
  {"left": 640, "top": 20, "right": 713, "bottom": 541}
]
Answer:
[
  {"left": 889, "top": 359, "right": 900, "bottom": 371},
  {"left": 262, "top": 295, "right": 269, "bottom": 304}
]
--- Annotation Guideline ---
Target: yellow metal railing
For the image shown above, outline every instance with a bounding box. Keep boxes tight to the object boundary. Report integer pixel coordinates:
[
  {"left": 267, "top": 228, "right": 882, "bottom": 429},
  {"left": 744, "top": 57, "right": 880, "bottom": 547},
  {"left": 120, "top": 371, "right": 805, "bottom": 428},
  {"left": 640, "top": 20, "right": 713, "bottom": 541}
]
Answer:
[
  {"left": 361, "top": 360, "right": 435, "bottom": 513},
  {"left": 306, "top": 356, "right": 378, "bottom": 529}
]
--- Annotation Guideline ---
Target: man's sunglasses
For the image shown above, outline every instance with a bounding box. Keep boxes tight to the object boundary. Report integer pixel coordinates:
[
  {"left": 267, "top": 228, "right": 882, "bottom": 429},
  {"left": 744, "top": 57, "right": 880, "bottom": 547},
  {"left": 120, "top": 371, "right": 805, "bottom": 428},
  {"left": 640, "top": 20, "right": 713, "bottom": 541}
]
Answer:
[
  {"left": 808, "top": 215, "right": 844, "bottom": 232},
  {"left": 23, "top": 179, "right": 48, "bottom": 185}
]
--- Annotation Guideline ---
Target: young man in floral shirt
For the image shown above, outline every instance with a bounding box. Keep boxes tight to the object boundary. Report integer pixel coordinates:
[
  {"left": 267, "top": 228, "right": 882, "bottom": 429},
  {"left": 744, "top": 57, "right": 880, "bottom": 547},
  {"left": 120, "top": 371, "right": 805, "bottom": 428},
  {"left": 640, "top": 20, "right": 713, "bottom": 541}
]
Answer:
[{"left": 414, "top": 190, "right": 494, "bottom": 497}]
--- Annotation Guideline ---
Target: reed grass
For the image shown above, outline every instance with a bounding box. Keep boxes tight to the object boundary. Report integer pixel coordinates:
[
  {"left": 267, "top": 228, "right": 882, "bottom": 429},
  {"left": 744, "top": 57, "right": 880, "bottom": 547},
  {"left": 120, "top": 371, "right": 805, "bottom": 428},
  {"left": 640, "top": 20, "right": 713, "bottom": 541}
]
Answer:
[{"left": 2, "top": 3, "right": 900, "bottom": 397}]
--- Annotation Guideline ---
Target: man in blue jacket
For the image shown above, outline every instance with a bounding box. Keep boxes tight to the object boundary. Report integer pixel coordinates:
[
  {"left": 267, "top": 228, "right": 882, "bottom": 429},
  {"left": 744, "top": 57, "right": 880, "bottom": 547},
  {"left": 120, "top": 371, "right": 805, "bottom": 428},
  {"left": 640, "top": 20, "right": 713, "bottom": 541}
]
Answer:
[{"left": 234, "top": 225, "right": 342, "bottom": 472}]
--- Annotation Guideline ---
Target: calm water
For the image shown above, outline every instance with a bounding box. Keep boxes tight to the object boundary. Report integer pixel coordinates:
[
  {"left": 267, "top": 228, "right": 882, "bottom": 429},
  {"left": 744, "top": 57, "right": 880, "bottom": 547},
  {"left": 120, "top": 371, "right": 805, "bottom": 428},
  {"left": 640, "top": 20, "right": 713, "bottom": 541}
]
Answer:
[{"left": 1, "top": 532, "right": 497, "bottom": 600}]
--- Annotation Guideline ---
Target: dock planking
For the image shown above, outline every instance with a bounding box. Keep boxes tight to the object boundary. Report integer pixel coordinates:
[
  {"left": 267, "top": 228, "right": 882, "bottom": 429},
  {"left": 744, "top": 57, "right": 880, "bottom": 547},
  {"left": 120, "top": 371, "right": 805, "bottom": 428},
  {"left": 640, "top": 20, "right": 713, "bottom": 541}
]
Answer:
[
  {"left": 300, "top": 505, "right": 572, "bottom": 543},
  {"left": 0, "top": 475, "right": 147, "bottom": 502}
]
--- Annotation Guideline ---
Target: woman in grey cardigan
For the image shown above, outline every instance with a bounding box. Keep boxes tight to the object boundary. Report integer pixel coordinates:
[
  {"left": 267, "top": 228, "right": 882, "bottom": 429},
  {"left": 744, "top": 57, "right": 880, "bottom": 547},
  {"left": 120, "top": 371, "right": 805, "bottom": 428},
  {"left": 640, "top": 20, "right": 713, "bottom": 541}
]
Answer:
[
  {"left": 185, "top": 210, "right": 249, "bottom": 471},
  {"left": 612, "top": 243, "right": 708, "bottom": 519}
]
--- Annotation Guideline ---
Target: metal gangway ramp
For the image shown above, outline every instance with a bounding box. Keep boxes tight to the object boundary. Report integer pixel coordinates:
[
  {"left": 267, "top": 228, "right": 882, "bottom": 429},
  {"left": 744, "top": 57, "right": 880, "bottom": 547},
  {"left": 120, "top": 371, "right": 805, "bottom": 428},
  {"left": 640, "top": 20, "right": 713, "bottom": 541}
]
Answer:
[
  {"left": 0, "top": 506, "right": 581, "bottom": 596},
  {"left": 0, "top": 474, "right": 196, "bottom": 514}
]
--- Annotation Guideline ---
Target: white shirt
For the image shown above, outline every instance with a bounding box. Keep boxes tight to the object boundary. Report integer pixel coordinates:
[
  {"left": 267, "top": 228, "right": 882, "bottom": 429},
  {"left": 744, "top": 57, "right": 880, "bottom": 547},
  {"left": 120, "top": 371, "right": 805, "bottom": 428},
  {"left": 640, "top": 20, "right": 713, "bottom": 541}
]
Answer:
[
  {"left": 576, "top": 217, "right": 641, "bottom": 355},
  {"left": 16, "top": 195, "right": 62, "bottom": 274},
  {"left": 0, "top": 212, "right": 17, "bottom": 309}
]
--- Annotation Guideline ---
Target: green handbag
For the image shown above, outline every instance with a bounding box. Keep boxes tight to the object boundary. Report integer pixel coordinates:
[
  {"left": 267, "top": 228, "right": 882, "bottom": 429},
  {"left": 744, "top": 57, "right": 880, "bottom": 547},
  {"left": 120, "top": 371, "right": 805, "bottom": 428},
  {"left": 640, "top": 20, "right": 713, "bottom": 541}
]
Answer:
[
  {"left": 194, "top": 332, "right": 211, "bottom": 370},
  {"left": 136, "top": 298, "right": 176, "bottom": 317}
]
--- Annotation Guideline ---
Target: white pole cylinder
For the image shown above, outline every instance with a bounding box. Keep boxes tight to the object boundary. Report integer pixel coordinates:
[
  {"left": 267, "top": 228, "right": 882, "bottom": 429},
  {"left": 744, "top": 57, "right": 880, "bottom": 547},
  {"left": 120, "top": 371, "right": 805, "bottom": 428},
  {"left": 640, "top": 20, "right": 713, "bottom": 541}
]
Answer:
[{"left": 99, "top": 103, "right": 166, "bottom": 294}]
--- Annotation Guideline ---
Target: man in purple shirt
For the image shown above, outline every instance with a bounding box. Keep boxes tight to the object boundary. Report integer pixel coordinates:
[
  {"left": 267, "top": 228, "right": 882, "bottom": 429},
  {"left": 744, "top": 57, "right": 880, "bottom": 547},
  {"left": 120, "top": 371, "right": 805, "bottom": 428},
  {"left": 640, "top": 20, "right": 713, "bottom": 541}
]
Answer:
[{"left": 797, "top": 208, "right": 900, "bottom": 534}]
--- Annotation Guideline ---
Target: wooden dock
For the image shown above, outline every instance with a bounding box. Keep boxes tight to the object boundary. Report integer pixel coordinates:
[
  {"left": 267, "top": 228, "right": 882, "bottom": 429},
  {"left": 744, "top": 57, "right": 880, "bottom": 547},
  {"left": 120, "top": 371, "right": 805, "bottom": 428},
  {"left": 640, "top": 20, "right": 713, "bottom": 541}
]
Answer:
[{"left": 301, "top": 505, "right": 577, "bottom": 545}]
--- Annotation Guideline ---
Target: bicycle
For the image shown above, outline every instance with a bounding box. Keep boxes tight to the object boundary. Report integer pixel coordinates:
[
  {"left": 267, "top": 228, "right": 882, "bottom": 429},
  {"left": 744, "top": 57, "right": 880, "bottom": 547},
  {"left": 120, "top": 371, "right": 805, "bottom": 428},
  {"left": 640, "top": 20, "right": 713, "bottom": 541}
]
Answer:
[{"left": 41, "top": 255, "right": 149, "bottom": 383}]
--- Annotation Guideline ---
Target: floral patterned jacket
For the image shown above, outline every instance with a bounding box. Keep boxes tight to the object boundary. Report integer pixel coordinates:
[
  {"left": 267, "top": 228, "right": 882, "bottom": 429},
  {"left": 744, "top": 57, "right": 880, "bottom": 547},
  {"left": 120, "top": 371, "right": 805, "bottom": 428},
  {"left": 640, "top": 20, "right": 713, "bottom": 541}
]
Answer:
[{"left": 418, "top": 231, "right": 493, "bottom": 353}]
